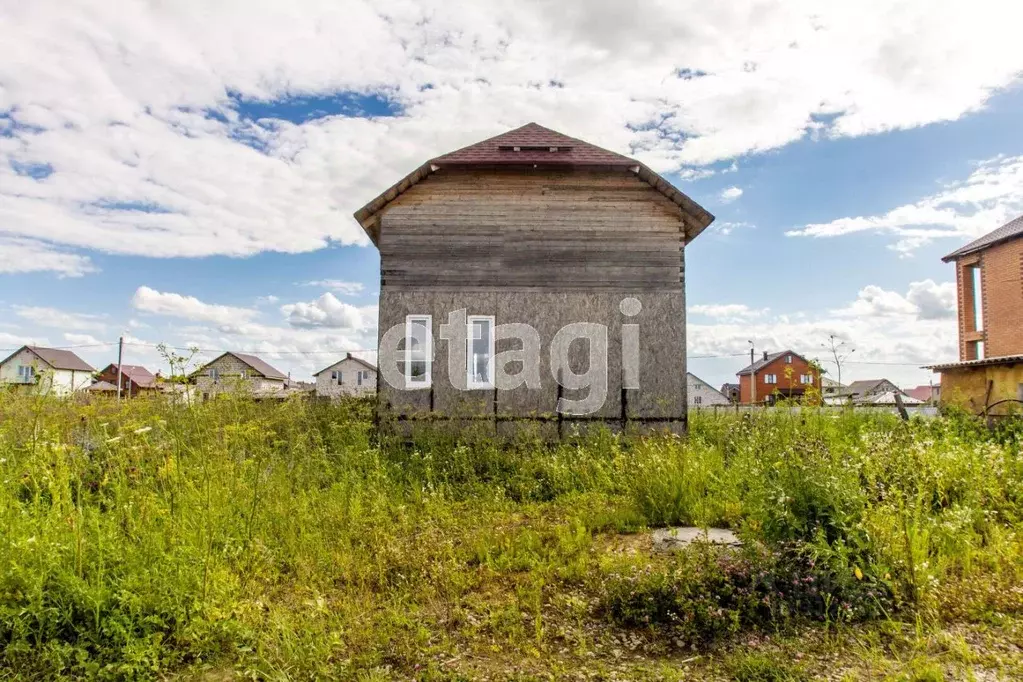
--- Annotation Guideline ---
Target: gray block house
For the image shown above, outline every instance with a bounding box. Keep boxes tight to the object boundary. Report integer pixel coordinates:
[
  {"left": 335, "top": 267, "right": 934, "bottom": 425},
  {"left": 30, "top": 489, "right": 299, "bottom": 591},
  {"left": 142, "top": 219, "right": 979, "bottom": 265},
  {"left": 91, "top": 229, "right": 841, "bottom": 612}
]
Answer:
[
  {"left": 193, "top": 352, "right": 288, "bottom": 398},
  {"left": 314, "top": 353, "right": 377, "bottom": 399},
  {"left": 353, "top": 123, "right": 714, "bottom": 433}
]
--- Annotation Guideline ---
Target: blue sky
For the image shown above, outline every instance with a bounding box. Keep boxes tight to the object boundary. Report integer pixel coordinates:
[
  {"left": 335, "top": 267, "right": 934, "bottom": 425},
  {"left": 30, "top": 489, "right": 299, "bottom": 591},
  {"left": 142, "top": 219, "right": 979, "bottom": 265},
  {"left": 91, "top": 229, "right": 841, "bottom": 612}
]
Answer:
[{"left": 2, "top": 1, "right": 1023, "bottom": 389}]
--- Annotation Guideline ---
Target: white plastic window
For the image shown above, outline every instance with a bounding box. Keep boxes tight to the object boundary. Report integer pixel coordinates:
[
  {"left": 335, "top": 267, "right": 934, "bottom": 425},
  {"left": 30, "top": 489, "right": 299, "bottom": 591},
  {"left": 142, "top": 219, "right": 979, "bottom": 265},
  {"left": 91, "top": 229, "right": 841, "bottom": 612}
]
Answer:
[
  {"left": 406, "top": 315, "right": 432, "bottom": 387},
  {"left": 466, "top": 316, "right": 495, "bottom": 389}
]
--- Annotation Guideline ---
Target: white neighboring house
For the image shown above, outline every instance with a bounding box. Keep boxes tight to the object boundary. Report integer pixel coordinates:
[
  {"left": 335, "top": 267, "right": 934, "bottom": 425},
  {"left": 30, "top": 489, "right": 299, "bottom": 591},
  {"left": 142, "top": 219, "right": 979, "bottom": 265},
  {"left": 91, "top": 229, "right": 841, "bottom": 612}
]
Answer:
[
  {"left": 193, "top": 352, "right": 288, "bottom": 398},
  {"left": 314, "top": 353, "right": 377, "bottom": 399},
  {"left": 687, "top": 372, "right": 731, "bottom": 408},
  {"left": 0, "top": 345, "right": 95, "bottom": 395}
]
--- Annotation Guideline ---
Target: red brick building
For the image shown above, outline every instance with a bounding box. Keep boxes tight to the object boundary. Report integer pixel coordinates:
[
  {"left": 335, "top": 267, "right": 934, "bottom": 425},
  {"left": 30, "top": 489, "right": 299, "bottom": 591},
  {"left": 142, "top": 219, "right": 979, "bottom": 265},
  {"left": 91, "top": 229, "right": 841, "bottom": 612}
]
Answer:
[
  {"left": 95, "top": 364, "right": 158, "bottom": 397},
  {"left": 926, "top": 215, "right": 1023, "bottom": 413},
  {"left": 736, "top": 350, "right": 821, "bottom": 405}
]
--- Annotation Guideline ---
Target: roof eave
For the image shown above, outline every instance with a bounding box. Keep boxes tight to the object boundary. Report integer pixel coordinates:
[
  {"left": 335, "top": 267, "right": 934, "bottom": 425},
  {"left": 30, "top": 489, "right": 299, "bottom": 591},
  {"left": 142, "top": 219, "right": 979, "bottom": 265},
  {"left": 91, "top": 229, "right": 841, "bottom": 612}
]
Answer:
[
  {"left": 633, "top": 165, "right": 715, "bottom": 240},
  {"left": 924, "top": 354, "right": 1023, "bottom": 371},
  {"left": 942, "top": 232, "right": 1023, "bottom": 262},
  {"left": 0, "top": 345, "right": 30, "bottom": 369},
  {"left": 354, "top": 162, "right": 438, "bottom": 246}
]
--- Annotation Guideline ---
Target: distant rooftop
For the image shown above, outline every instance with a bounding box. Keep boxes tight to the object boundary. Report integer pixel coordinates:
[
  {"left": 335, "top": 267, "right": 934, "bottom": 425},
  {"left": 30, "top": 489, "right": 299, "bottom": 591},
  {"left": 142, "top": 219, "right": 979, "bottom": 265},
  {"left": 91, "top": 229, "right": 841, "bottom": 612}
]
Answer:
[
  {"left": 0, "top": 345, "right": 95, "bottom": 372},
  {"left": 736, "top": 350, "right": 809, "bottom": 376}
]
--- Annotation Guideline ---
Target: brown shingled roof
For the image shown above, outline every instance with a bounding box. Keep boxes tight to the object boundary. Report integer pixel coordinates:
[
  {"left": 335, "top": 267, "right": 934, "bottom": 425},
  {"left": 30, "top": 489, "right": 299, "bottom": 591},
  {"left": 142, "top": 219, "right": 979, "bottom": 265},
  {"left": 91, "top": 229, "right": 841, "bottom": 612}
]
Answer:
[
  {"left": 228, "top": 352, "right": 287, "bottom": 381},
  {"left": 101, "top": 364, "right": 157, "bottom": 388},
  {"left": 736, "top": 350, "right": 808, "bottom": 376},
  {"left": 943, "top": 214, "right": 1023, "bottom": 262},
  {"left": 0, "top": 345, "right": 95, "bottom": 372},
  {"left": 191, "top": 352, "right": 287, "bottom": 381},
  {"left": 432, "top": 122, "right": 636, "bottom": 167}
]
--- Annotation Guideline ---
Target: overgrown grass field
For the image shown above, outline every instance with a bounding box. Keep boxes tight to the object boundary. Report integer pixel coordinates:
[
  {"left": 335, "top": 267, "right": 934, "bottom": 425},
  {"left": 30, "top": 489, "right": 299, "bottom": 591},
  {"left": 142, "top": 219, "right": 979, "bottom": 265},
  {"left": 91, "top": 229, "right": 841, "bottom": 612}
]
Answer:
[{"left": 1, "top": 393, "right": 1021, "bottom": 680}]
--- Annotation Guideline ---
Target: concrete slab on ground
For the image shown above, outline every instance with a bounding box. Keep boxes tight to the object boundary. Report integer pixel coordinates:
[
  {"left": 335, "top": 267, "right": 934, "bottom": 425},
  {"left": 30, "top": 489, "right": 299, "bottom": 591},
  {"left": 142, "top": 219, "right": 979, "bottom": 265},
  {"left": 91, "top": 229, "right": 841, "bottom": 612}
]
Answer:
[{"left": 651, "top": 526, "right": 741, "bottom": 552}]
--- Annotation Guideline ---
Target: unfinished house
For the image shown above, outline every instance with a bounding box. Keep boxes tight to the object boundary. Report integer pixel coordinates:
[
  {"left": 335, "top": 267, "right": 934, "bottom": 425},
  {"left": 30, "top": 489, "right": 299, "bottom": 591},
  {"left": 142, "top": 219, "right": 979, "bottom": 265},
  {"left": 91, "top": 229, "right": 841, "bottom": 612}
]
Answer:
[
  {"left": 314, "top": 353, "right": 377, "bottom": 399},
  {"left": 193, "top": 352, "right": 287, "bottom": 399},
  {"left": 926, "top": 214, "right": 1023, "bottom": 414},
  {"left": 353, "top": 123, "right": 714, "bottom": 434}
]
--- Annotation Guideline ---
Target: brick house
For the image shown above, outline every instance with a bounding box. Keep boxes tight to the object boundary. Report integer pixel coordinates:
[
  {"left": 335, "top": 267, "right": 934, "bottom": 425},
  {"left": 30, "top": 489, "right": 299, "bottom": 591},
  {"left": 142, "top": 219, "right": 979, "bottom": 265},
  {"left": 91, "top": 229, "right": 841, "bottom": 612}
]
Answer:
[
  {"left": 926, "top": 215, "right": 1023, "bottom": 413},
  {"left": 314, "top": 353, "right": 377, "bottom": 399},
  {"left": 193, "top": 352, "right": 288, "bottom": 398},
  {"left": 736, "top": 350, "right": 821, "bottom": 405},
  {"left": 94, "top": 364, "right": 157, "bottom": 397},
  {"left": 352, "top": 122, "right": 714, "bottom": 434}
]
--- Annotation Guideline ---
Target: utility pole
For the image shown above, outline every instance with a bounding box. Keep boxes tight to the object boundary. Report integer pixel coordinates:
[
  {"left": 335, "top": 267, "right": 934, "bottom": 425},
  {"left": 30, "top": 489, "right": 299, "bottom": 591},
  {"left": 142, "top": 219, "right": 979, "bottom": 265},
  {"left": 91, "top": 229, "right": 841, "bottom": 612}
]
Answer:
[
  {"left": 116, "top": 336, "right": 124, "bottom": 401},
  {"left": 748, "top": 340, "right": 756, "bottom": 406}
]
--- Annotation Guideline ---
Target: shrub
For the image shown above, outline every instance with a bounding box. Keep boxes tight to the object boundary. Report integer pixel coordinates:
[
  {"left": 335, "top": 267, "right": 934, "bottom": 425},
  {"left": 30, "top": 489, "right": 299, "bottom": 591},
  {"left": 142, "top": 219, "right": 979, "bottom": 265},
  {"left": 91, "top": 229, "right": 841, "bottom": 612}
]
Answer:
[{"left": 598, "top": 542, "right": 893, "bottom": 643}]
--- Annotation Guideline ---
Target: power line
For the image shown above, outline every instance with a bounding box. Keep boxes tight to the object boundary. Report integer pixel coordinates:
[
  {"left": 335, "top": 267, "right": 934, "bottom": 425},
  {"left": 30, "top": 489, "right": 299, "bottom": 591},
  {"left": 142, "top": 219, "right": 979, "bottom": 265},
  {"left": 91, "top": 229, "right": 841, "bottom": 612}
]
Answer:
[
  {"left": 0, "top": 342, "right": 118, "bottom": 352},
  {"left": 843, "top": 360, "right": 935, "bottom": 367},
  {"left": 122, "top": 341, "right": 379, "bottom": 356}
]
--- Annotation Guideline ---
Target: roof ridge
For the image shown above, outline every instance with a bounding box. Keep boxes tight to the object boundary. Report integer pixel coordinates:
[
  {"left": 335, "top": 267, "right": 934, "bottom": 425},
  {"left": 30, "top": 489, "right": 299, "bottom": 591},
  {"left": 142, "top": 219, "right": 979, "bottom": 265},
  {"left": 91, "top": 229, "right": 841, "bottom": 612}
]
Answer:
[
  {"left": 430, "top": 122, "right": 636, "bottom": 166},
  {"left": 735, "top": 349, "right": 807, "bottom": 376}
]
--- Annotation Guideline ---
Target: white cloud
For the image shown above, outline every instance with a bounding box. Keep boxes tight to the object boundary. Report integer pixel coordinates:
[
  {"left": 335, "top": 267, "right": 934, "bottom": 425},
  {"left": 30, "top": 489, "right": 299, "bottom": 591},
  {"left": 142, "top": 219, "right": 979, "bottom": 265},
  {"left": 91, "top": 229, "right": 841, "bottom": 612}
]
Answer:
[
  {"left": 906, "top": 279, "right": 957, "bottom": 320},
  {"left": 256, "top": 295, "right": 280, "bottom": 305},
  {"left": 0, "top": 238, "right": 96, "bottom": 277},
  {"left": 713, "top": 221, "right": 754, "bottom": 236},
  {"left": 125, "top": 287, "right": 378, "bottom": 378},
  {"left": 0, "top": 331, "right": 43, "bottom": 350},
  {"left": 719, "top": 186, "right": 743, "bottom": 203},
  {"left": 690, "top": 303, "right": 767, "bottom": 320},
  {"left": 2, "top": 1, "right": 1023, "bottom": 272},
  {"left": 832, "top": 280, "right": 956, "bottom": 320},
  {"left": 786, "top": 155, "right": 1023, "bottom": 255},
  {"left": 13, "top": 305, "right": 107, "bottom": 331},
  {"left": 832, "top": 286, "right": 919, "bottom": 318},
  {"left": 281, "top": 293, "right": 377, "bottom": 330},
  {"left": 63, "top": 332, "right": 105, "bottom": 346},
  {"left": 301, "top": 280, "right": 365, "bottom": 295},
  {"left": 131, "top": 286, "right": 259, "bottom": 330}
]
